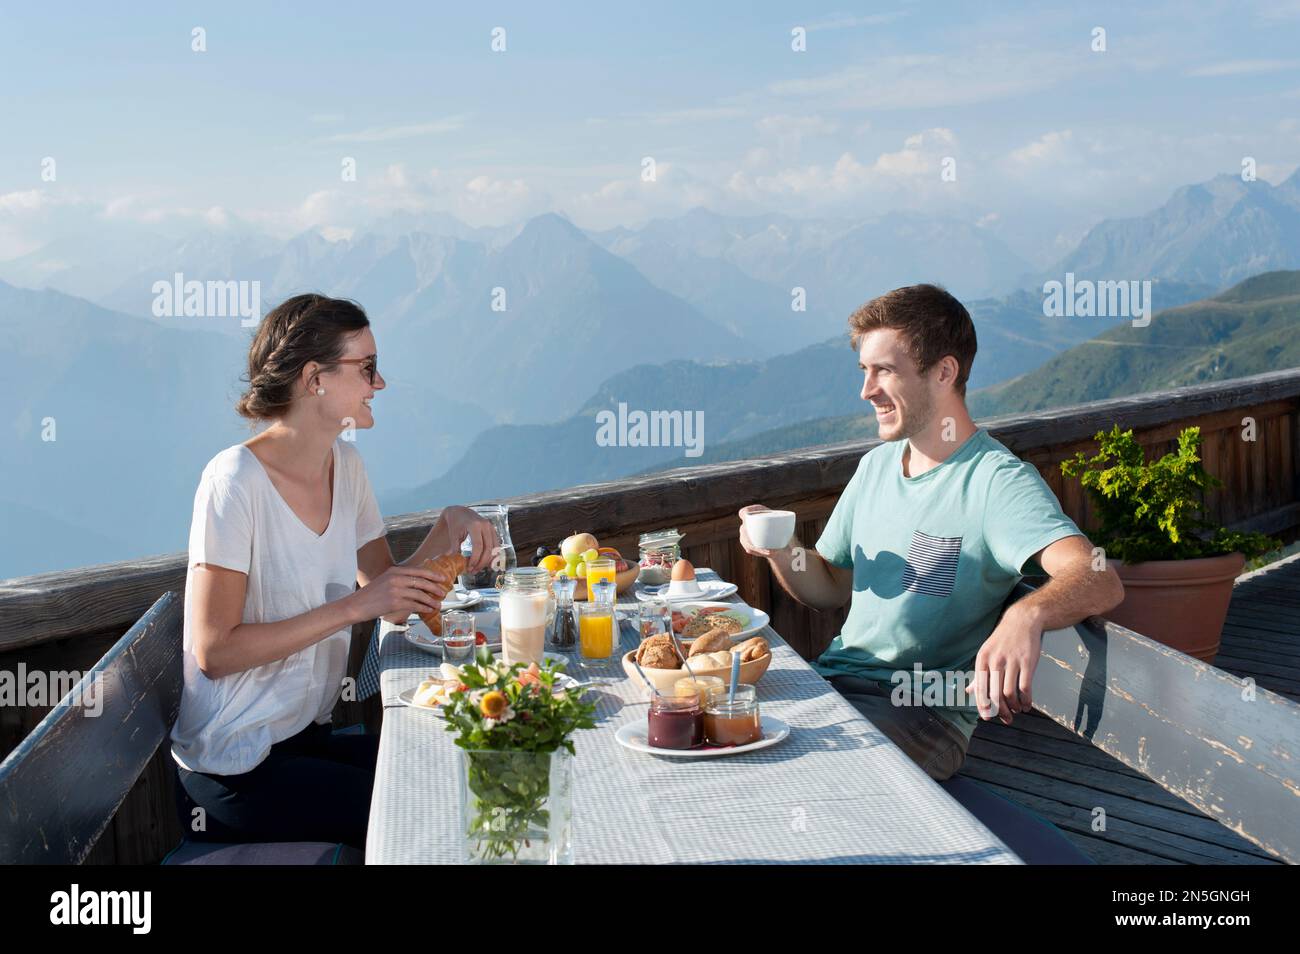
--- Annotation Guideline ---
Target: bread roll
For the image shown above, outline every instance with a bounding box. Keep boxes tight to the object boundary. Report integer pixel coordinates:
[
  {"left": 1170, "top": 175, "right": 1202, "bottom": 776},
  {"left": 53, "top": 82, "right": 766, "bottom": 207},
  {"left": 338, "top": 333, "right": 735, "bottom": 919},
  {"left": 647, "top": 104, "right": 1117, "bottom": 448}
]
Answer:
[
  {"left": 688, "top": 650, "right": 734, "bottom": 670},
  {"left": 636, "top": 634, "right": 680, "bottom": 670},
  {"left": 687, "top": 628, "right": 732, "bottom": 657}
]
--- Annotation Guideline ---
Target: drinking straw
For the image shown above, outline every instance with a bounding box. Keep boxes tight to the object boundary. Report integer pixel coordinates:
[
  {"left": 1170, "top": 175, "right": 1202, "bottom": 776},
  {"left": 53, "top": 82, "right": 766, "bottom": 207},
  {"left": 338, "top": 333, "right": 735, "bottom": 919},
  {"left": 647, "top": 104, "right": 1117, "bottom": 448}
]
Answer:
[
  {"left": 630, "top": 657, "right": 662, "bottom": 697},
  {"left": 728, "top": 651, "right": 741, "bottom": 705}
]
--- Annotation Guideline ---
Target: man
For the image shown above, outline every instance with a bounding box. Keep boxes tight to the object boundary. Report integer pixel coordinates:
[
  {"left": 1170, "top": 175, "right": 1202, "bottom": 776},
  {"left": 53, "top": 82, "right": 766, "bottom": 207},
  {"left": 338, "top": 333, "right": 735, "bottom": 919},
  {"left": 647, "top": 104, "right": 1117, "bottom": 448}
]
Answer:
[{"left": 739, "top": 284, "right": 1123, "bottom": 782}]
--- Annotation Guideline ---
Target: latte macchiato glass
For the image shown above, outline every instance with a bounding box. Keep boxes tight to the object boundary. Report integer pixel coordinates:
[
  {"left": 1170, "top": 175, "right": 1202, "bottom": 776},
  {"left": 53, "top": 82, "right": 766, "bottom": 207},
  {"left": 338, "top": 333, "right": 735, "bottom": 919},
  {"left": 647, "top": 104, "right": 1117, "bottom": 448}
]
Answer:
[{"left": 499, "top": 567, "right": 551, "bottom": 666}]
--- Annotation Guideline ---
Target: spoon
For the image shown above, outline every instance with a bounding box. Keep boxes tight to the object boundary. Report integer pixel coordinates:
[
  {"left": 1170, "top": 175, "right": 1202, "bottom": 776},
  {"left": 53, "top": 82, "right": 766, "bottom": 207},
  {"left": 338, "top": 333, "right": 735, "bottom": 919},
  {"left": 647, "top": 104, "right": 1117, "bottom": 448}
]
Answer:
[{"left": 629, "top": 657, "right": 662, "bottom": 698}]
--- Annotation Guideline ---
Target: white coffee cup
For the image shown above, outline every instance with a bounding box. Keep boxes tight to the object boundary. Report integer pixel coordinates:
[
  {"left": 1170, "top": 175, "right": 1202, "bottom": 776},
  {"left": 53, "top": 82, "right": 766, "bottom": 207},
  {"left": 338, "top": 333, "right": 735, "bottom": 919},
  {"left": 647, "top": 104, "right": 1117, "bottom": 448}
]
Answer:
[{"left": 745, "top": 509, "right": 796, "bottom": 550}]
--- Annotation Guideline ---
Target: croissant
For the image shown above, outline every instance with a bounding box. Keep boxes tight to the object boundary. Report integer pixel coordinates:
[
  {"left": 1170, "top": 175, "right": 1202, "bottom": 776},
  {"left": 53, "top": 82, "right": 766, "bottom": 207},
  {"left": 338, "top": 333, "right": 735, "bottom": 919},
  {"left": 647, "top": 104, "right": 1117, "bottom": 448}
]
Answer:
[
  {"left": 735, "top": 637, "right": 769, "bottom": 662},
  {"left": 417, "top": 553, "right": 468, "bottom": 636}
]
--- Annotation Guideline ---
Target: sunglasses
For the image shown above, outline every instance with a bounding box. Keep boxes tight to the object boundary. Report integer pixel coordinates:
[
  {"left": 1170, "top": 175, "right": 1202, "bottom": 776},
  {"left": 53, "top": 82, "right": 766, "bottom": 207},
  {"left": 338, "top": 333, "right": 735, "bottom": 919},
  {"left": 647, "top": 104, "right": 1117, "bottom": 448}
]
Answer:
[{"left": 332, "top": 356, "right": 379, "bottom": 386}]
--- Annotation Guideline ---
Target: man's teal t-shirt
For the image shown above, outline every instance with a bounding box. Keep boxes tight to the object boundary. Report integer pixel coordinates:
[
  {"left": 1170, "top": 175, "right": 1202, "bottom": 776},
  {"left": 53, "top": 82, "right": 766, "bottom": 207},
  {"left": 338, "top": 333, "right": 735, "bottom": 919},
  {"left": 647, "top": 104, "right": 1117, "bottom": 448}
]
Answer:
[{"left": 813, "top": 428, "right": 1081, "bottom": 741}]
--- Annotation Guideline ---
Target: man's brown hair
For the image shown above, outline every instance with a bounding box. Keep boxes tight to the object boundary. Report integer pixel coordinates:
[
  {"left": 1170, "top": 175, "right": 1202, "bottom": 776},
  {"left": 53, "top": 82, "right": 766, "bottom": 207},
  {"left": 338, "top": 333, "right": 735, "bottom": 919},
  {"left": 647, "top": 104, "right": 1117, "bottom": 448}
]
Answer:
[{"left": 847, "top": 283, "right": 978, "bottom": 397}]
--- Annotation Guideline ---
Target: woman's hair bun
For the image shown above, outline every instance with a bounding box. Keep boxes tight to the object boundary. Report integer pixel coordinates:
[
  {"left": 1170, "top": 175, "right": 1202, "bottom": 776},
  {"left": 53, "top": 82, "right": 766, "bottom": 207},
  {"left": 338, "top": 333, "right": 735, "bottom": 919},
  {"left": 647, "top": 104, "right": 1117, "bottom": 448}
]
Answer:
[{"left": 236, "top": 294, "right": 370, "bottom": 421}]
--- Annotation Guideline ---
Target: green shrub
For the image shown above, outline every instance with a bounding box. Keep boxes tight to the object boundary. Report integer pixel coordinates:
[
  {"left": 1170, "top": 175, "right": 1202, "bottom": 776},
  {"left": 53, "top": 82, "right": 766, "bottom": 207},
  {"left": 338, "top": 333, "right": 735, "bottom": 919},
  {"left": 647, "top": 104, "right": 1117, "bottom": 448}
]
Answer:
[{"left": 1060, "top": 425, "right": 1279, "bottom": 563}]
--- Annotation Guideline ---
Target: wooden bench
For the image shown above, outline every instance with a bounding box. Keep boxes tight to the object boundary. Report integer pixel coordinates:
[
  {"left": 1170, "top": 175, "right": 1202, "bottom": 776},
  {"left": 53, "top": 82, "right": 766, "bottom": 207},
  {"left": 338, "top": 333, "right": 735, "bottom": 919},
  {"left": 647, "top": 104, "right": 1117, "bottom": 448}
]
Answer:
[
  {"left": 3, "top": 583, "right": 1296, "bottom": 864},
  {"left": 994, "top": 582, "right": 1300, "bottom": 864},
  {"left": 0, "top": 592, "right": 361, "bottom": 865}
]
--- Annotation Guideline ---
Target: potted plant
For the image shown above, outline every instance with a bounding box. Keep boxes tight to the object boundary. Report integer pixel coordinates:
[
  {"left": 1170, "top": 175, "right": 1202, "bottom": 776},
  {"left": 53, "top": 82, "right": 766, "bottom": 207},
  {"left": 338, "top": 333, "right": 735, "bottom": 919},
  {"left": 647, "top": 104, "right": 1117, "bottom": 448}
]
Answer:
[
  {"left": 1060, "top": 425, "right": 1279, "bottom": 662},
  {"left": 441, "top": 654, "right": 597, "bottom": 864}
]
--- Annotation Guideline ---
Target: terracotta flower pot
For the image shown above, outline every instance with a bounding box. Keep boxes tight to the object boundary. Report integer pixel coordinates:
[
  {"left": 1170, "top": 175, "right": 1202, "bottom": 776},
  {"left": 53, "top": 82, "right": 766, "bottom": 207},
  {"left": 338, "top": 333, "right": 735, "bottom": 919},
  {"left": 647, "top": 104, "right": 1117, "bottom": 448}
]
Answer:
[{"left": 1107, "top": 552, "right": 1245, "bottom": 663}]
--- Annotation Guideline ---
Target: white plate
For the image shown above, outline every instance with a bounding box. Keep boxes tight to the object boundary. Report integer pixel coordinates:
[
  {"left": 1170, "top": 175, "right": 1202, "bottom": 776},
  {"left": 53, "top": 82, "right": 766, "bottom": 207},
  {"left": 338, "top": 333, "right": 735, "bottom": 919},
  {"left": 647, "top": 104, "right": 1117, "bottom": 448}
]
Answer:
[
  {"left": 615, "top": 715, "right": 789, "bottom": 757},
  {"left": 670, "top": 601, "right": 769, "bottom": 641},
  {"left": 436, "top": 589, "right": 483, "bottom": 611},
  {"left": 398, "top": 667, "right": 583, "bottom": 717},
  {"left": 635, "top": 579, "right": 738, "bottom": 602}
]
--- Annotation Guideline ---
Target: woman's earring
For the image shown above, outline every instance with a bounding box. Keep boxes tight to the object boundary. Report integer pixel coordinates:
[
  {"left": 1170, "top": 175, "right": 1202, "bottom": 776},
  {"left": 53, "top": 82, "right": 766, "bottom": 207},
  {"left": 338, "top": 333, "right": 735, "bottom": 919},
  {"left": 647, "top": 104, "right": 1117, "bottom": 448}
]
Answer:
[{"left": 316, "top": 387, "right": 326, "bottom": 396}]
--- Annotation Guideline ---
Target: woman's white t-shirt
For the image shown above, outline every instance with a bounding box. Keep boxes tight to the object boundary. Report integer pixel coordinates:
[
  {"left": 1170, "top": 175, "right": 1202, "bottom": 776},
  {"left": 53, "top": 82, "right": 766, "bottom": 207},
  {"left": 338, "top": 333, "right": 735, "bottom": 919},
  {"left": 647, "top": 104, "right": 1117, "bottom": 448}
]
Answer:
[{"left": 170, "top": 440, "right": 386, "bottom": 776}]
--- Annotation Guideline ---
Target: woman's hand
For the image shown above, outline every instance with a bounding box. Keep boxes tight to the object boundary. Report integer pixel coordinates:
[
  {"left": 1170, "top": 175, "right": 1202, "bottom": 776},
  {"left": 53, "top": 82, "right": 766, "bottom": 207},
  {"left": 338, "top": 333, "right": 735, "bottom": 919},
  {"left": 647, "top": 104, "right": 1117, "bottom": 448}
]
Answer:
[
  {"left": 348, "top": 564, "right": 452, "bottom": 622},
  {"left": 440, "top": 505, "right": 501, "bottom": 574}
]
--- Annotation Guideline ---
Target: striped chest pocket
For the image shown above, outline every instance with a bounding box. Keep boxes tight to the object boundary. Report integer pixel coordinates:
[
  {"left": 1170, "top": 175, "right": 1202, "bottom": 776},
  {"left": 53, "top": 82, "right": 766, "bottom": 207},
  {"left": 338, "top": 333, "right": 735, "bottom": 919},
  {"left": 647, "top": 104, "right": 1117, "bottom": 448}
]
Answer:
[{"left": 901, "top": 531, "right": 962, "bottom": 598}]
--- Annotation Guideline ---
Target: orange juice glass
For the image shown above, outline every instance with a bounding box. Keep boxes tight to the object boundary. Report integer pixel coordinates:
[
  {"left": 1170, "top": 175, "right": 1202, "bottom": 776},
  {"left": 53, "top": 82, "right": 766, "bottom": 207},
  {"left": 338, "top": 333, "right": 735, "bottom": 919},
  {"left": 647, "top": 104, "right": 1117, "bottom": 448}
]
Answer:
[
  {"left": 572, "top": 600, "right": 616, "bottom": 668},
  {"left": 584, "top": 557, "right": 617, "bottom": 599}
]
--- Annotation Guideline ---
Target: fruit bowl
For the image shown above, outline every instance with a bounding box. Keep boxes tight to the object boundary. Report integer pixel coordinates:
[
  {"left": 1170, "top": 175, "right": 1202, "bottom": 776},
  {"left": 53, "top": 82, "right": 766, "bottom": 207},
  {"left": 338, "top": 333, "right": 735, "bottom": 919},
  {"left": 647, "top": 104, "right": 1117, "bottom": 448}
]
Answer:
[{"left": 621, "top": 646, "right": 772, "bottom": 699}]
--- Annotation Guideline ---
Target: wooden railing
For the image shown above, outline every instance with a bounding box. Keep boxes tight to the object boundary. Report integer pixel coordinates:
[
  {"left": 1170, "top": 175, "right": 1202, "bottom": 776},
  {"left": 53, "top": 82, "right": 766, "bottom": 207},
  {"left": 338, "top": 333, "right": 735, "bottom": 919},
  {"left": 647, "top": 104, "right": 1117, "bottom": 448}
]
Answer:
[{"left": 2, "top": 367, "right": 1299, "bottom": 861}]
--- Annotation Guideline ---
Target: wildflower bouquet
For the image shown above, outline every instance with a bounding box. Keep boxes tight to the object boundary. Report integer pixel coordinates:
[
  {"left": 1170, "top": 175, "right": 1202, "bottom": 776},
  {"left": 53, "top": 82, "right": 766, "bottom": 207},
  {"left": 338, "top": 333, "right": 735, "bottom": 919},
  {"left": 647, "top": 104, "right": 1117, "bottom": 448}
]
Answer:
[{"left": 441, "top": 655, "right": 597, "bottom": 862}]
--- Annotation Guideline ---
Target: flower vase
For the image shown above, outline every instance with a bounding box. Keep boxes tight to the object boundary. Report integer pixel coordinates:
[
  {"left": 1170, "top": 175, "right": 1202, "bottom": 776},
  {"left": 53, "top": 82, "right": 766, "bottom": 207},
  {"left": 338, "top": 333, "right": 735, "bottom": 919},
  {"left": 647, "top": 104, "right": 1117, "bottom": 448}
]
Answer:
[{"left": 457, "top": 747, "right": 573, "bottom": 864}]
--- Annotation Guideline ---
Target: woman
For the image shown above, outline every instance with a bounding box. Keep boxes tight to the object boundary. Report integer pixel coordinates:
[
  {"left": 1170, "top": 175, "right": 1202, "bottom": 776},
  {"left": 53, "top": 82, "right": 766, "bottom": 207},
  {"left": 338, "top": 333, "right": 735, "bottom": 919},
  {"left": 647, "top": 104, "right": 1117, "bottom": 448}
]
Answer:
[{"left": 170, "top": 293, "right": 498, "bottom": 850}]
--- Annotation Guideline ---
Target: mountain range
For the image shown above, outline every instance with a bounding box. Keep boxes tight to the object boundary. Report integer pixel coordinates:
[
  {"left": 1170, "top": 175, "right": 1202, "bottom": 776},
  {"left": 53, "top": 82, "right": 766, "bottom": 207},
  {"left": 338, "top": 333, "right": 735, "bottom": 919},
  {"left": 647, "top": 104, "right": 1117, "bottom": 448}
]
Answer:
[
  {"left": 383, "top": 279, "right": 1216, "bottom": 512},
  {"left": 2, "top": 168, "right": 1297, "bottom": 577},
  {"left": 969, "top": 270, "right": 1300, "bottom": 418},
  {"left": 1048, "top": 169, "right": 1300, "bottom": 287},
  {"left": 639, "top": 270, "right": 1300, "bottom": 471}
]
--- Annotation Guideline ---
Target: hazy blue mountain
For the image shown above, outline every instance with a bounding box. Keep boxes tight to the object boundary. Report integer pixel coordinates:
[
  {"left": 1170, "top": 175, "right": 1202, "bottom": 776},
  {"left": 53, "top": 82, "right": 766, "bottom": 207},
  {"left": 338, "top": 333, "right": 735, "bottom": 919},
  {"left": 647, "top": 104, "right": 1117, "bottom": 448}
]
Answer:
[
  {"left": 969, "top": 270, "right": 1300, "bottom": 418},
  {"left": 635, "top": 412, "right": 879, "bottom": 474},
  {"left": 588, "top": 225, "right": 813, "bottom": 356},
  {"left": 0, "top": 281, "right": 492, "bottom": 578},
  {"left": 375, "top": 213, "right": 757, "bottom": 426},
  {"left": 0, "top": 223, "right": 177, "bottom": 304},
  {"left": 591, "top": 207, "right": 1036, "bottom": 340},
  {"left": 646, "top": 273, "right": 1300, "bottom": 465},
  {"left": 384, "top": 277, "right": 1228, "bottom": 513},
  {"left": 1048, "top": 170, "right": 1300, "bottom": 288},
  {"left": 963, "top": 279, "right": 1217, "bottom": 389},
  {"left": 0, "top": 281, "right": 251, "bottom": 576}
]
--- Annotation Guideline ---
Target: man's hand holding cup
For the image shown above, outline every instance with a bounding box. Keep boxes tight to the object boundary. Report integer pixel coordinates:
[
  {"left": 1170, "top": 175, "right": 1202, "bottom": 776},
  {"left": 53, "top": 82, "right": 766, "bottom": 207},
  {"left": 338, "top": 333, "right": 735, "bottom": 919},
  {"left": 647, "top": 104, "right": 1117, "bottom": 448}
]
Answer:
[{"left": 739, "top": 505, "right": 798, "bottom": 558}]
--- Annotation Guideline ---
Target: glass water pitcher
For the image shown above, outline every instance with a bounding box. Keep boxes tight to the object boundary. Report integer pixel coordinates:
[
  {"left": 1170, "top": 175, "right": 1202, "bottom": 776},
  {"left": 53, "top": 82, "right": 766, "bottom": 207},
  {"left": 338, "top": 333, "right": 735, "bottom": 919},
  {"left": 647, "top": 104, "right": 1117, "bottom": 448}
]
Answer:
[{"left": 458, "top": 504, "right": 516, "bottom": 590}]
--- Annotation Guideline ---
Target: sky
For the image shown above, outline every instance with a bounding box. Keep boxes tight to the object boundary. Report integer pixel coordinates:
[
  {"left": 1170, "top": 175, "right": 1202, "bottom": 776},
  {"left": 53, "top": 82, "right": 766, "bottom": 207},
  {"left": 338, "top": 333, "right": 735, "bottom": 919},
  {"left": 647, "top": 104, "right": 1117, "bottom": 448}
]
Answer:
[{"left": 2, "top": 0, "right": 1299, "bottom": 263}]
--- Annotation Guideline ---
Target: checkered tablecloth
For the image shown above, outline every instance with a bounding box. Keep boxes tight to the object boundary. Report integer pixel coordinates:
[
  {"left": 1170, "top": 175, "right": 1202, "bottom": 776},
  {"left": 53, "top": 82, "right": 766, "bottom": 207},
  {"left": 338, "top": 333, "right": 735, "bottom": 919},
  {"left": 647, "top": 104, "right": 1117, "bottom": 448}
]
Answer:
[{"left": 364, "top": 571, "right": 1021, "bottom": 864}]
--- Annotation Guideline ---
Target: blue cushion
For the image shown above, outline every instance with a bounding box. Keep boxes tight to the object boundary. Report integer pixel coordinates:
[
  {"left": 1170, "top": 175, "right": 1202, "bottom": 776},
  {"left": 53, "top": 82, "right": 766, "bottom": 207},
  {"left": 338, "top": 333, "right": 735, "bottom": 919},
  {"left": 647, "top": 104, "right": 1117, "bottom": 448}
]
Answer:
[
  {"left": 162, "top": 839, "right": 363, "bottom": 865},
  {"left": 941, "top": 776, "right": 1093, "bottom": 864}
]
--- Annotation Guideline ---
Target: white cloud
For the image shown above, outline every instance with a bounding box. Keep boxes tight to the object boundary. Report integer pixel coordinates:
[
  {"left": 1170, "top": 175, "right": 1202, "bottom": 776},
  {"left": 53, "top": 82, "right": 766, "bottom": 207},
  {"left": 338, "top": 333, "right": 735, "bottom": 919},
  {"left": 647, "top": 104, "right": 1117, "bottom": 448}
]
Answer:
[
  {"left": 316, "top": 117, "right": 466, "bottom": 144},
  {"left": 718, "top": 128, "right": 965, "bottom": 216},
  {"left": 804, "top": 11, "right": 910, "bottom": 31},
  {"left": 870, "top": 128, "right": 957, "bottom": 177},
  {"left": 755, "top": 115, "right": 838, "bottom": 138},
  {"left": 1008, "top": 130, "right": 1075, "bottom": 166},
  {"left": 0, "top": 189, "right": 47, "bottom": 215},
  {"left": 1255, "top": 0, "right": 1300, "bottom": 19},
  {"left": 643, "top": 106, "right": 747, "bottom": 125},
  {"left": 1187, "top": 59, "right": 1300, "bottom": 77},
  {"left": 769, "top": 50, "right": 1078, "bottom": 110},
  {"left": 570, "top": 162, "right": 723, "bottom": 228}
]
